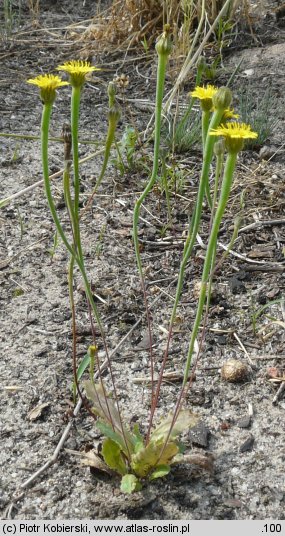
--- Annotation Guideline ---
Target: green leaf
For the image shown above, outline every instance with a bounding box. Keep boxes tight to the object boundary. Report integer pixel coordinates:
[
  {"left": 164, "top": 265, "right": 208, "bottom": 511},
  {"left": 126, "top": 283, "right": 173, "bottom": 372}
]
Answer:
[
  {"left": 132, "top": 423, "right": 145, "bottom": 453},
  {"left": 131, "top": 439, "right": 179, "bottom": 478},
  {"left": 71, "top": 353, "right": 90, "bottom": 395},
  {"left": 84, "top": 381, "right": 134, "bottom": 452},
  {"left": 160, "top": 443, "right": 179, "bottom": 465},
  {"left": 84, "top": 381, "right": 120, "bottom": 424},
  {"left": 96, "top": 420, "right": 130, "bottom": 456},
  {"left": 102, "top": 438, "right": 128, "bottom": 476},
  {"left": 176, "top": 440, "right": 186, "bottom": 454},
  {"left": 120, "top": 474, "right": 142, "bottom": 494},
  {"left": 150, "top": 410, "right": 199, "bottom": 442},
  {"left": 149, "top": 464, "right": 171, "bottom": 481}
]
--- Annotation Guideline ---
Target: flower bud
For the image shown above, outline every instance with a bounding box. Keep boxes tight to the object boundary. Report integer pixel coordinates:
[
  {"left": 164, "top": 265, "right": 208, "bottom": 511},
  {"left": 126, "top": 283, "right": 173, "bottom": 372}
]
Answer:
[
  {"left": 155, "top": 24, "right": 172, "bottom": 57},
  {"left": 108, "top": 82, "right": 116, "bottom": 108},
  {"left": 88, "top": 345, "right": 97, "bottom": 374},
  {"left": 108, "top": 103, "right": 121, "bottom": 125},
  {"left": 214, "top": 138, "right": 225, "bottom": 157},
  {"left": 88, "top": 345, "right": 98, "bottom": 358},
  {"left": 61, "top": 122, "right": 72, "bottom": 161},
  {"left": 212, "top": 87, "right": 232, "bottom": 111}
]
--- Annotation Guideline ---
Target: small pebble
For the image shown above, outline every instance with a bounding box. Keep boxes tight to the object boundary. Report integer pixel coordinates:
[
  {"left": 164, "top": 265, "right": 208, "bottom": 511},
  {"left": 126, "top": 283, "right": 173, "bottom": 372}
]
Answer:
[
  {"left": 237, "top": 415, "right": 251, "bottom": 429},
  {"left": 188, "top": 422, "right": 210, "bottom": 448},
  {"left": 239, "top": 434, "right": 254, "bottom": 453},
  {"left": 223, "top": 499, "right": 243, "bottom": 508},
  {"left": 216, "top": 335, "right": 227, "bottom": 345},
  {"left": 243, "top": 68, "right": 254, "bottom": 77},
  {"left": 229, "top": 275, "right": 246, "bottom": 294}
]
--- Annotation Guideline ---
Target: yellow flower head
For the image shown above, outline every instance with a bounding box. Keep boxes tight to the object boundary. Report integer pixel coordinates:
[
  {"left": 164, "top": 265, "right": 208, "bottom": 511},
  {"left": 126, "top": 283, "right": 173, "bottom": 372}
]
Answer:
[
  {"left": 57, "top": 60, "right": 100, "bottom": 88},
  {"left": 209, "top": 122, "right": 258, "bottom": 152},
  {"left": 191, "top": 84, "right": 218, "bottom": 111},
  {"left": 27, "top": 74, "right": 68, "bottom": 104}
]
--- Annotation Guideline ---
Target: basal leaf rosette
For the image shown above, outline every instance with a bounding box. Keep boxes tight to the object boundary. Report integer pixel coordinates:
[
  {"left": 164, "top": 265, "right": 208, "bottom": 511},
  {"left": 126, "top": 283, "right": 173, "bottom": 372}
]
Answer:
[
  {"left": 57, "top": 60, "right": 100, "bottom": 88},
  {"left": 27, "top": 74, "right": 69, "bottom": 104},
  {"left": 209, "top": 122, "right": 258, "bottom": 153}
]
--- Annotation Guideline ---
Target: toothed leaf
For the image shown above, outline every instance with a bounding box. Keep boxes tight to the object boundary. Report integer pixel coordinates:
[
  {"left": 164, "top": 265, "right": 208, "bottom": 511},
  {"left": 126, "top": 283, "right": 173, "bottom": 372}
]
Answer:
[
  {"left": 120, "top": 474, "right": 142, "bottom": 494},
  {"left": 84, "top": 381, "right": 134, "bottom": 452},
  {"left": 132, "top": 423, "right": 145, "bottom": 453},
  {"left": 149, "top": 464, "right": 171, "bottom": 480},
  {"left": 96, "top": 420, "right": 130, "bottom": 456},
  {"left": 102, "top": 438, "right": 127, "bottom": 476},
  {"left": 150, "top": 410, "right": 199, "bottom": 442},
  {"left": 131, "top": 439, "right": 179, "bottom": 477}
]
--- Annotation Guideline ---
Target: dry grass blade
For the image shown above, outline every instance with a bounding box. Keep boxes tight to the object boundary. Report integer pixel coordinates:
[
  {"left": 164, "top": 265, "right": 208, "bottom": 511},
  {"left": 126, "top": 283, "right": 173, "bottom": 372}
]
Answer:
[{"left": 76, "top": 0, "right": 248, "bottom": 58}]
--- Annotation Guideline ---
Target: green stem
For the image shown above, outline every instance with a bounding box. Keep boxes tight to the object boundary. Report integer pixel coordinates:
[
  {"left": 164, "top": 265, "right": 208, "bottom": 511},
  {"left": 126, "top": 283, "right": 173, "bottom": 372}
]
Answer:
[
  {"left": 212, "top": 148, "right": 224, "bottom": 212},
  {"left": 71, "top": 86, "right": 81, "bottom": 219},
  {"left": 66, "top": 90, "right": 110, "bottom": 352},
  {"left": 202, "top": 110, "right": 212, "bottom": 208},
  {"left": 70, "top": 86, "right": 85, "bottom": 269},
  {"left": 204, "top": 147, "right": 224, "bottom": 321},
  {"left": 42, "top": 102, "right": 124, "bottom": 440},
  {"left": 96, "top": 118, "right": 118, "bottom": 189},
  {"left": 202, "top": 110, "right": 210, "bottom": 150},
  {"left": 158, "top": 149, "right": 236, "bottom": 464},
  {"left": 82, "top": 115, "right": 119, "bottom": 214},
  {"left": 133, "top": 50, "right": 168, "bottom": 251},
  {"left": 68, "top": 89, "right": 130, "bottom": 456},
  {"left": 133, "top": 48, "right": 169, "bottom": 428},
  {"left": 41, "top": 106, "right": 91, "bottom": 355},
  {"left": 63, "top": 161, "right": 76, "bottom": 229},
  {"left": 172, "top": 108, "right": 225, "bottom": 316},
  {"left": 69, "top": 87, "right": 90, "bottom": 319},
  {"left": 41, "top": 104, "right": 115, "bottom": 425},
  {"left": 147, "top": 108, "right": 225, "bottom": 434},
  {"left": 41, "top": 106, "right": 109, "bottom": 372},
  {"left": 161, "top": 155, "right": 172, "bottom": 225},
  {"left": 63, "top": 159, "right": 85, "bottom": 407},
  {"left": 68, "top": 255, "right": 78, "bottom": 403},
  {"left": 41, "top": 104, "right": 76, "bottom": 260},
  {"left": 182, "top": 150, "right": 238, "bottom": 384},
  {"left": 68, "top": 89, "right": 103, "bottom": 334}
]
